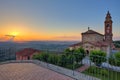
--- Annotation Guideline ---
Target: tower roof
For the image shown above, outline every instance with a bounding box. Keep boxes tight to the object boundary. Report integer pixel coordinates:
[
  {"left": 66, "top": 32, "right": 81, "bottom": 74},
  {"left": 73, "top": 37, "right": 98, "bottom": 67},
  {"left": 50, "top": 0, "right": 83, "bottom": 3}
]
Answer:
[
  {"left": 107, "top": 11, "right": 110, "bottom": 15},
  {"left": 105, "top": 11, "right": 112, "bottom": 21}
]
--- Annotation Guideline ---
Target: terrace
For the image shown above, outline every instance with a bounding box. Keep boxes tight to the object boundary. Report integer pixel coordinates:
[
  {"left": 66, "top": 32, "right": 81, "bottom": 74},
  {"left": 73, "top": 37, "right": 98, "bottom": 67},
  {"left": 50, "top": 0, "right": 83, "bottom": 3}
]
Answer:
[{"left": 0, "top": 63, "right": 74, "bottom": 80}]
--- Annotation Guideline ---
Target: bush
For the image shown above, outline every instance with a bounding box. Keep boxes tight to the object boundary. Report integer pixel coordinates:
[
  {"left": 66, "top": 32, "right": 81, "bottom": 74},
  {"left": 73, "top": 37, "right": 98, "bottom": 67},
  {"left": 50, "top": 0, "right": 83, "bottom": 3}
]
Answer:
[
  {"left": 32, "top": 53, "right": 41, "bottom": 60},
  {"left": 90, "top": 50, "right": 106, "bottom": 66},
  {"left": 109, "top": 52, "right": 120, "bottom": 66},
  {"left": 74, "top": 47, "right": 85, "bottom": 64},
  {"left": 57, "top": 54, "right": 67, "bottom": 67},
  {"left": 64, "top": 48, "right": 72, "bottom": 55},
  {"left": 67, "top": 54, "right": 76, "bottom": 64},
  {"left": 74, "top": 47, "right": 85, "bottom": 55},
  {"left": 65, "top": 64, "right": 74, "bottom": 69},
  {"left": 86, "top": 66, "right": 108, "bottom": 77},
  {"left": 100, "top": 69, "right": 108, "bottom": 76},
  {"left": 88, "top": 66, "right": 97, "bottom": 73},
  {"left": 48, "top": 54, "right": 58, "bottom": 65},
  {"left": 65, "top": 63, "right": 82, "bottom": 70},
  {"left": 33, "top": 52, "right": 50, "bottom": 62},
  {"left": 32, "top": 48, "right": 85, "bottom": 70}
]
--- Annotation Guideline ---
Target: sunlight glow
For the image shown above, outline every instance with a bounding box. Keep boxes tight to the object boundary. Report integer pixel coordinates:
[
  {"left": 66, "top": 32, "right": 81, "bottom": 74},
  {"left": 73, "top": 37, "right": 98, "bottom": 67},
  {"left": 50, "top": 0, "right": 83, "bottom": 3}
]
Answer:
[{"left": 10, "top": 32, "right": 19, "bottom": 36}]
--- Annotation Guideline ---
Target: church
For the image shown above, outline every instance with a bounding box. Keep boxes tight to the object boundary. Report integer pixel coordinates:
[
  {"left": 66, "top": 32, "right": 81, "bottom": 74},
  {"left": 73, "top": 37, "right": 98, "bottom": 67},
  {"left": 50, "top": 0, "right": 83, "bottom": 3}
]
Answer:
[{"left": 69, "top": 11, "right": 115, "bottom": 54}]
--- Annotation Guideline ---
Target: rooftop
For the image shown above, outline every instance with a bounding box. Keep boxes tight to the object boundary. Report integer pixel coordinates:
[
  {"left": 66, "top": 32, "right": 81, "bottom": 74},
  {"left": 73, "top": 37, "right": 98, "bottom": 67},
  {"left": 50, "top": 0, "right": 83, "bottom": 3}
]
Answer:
[{"left": 16, "top": 48, "right": 40, "bottom": 56}]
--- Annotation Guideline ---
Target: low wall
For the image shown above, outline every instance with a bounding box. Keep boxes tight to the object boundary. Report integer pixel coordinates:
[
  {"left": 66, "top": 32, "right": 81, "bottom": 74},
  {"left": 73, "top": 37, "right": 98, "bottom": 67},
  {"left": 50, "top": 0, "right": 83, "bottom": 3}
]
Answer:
[{"left": 0, "top": 60, "right": 100, "bottom": 80}]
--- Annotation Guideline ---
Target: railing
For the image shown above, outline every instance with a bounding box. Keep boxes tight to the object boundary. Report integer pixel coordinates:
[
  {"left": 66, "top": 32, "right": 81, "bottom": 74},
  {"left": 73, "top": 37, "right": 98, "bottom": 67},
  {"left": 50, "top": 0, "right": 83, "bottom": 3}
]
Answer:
[
  {"left": 0, "top": 47, "right": 120, "bottom": 80},
  {"left": 82, "top": 55, "right": 120, "bottom": 80},
  {"left": 32, "top": 52, "right": 120, "bottom": 80},
  {"left": 0, "top": 47, "right": 16, "bottom": 62},
  {"left": 0, "top": 60, "right": 100, "bottom": 80}
]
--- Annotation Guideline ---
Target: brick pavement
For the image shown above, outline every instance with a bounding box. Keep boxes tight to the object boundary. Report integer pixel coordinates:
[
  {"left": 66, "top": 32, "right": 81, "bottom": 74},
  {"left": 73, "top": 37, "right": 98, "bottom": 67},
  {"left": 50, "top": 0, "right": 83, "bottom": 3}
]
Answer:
[{"left": 0, "top": 63, "right": 74, "bottom": 80}]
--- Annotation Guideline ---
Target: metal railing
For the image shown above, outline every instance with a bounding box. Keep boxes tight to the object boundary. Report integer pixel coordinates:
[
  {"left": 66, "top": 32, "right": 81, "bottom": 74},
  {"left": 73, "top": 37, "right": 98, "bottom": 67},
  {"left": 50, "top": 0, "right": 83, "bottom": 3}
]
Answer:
[
  {"left": 32, "top": 51, "right": 120, "bottom": 80},
  {"left": 0, "top": 47, "right": 120, "bottom": 80}
]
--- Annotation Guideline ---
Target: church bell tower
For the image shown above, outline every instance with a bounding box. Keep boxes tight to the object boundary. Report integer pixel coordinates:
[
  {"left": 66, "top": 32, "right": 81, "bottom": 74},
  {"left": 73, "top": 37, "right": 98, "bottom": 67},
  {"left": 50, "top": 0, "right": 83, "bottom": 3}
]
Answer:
[{"left": 104, "top": 11, "right": 113, "bottom": 44}]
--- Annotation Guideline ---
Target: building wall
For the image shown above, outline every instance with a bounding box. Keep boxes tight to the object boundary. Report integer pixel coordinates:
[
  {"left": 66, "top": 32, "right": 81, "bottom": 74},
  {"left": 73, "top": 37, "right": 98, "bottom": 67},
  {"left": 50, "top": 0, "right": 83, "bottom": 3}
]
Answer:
[
  {"left": 82, "top": 43, "right": 97, "bottom": 51},
  {"left": 82, "top": 34, "right": 104, "bottom": 42},
  {"left": 82, "top": 43, "right": 107, "bottom": 53},
  {"left": 16, "top": 55, "right": 30, "bottom": 60},
  {"left": 16, "top": 52, "right": 39, "bottom": 60}
]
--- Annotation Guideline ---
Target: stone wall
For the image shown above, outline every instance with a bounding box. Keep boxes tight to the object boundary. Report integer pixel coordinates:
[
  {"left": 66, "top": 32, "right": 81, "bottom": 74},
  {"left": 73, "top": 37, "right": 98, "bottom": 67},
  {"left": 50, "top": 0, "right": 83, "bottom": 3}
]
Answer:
[{"left": 82, "top": 34, "right": 104, "bottom": 42}]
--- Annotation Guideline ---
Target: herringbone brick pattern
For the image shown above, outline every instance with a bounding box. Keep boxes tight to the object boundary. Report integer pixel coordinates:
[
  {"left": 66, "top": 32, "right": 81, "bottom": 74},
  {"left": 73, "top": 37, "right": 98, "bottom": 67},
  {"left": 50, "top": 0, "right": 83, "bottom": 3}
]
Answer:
[{"left": 0, "top": 63, "right": 74, "bottom": 80}]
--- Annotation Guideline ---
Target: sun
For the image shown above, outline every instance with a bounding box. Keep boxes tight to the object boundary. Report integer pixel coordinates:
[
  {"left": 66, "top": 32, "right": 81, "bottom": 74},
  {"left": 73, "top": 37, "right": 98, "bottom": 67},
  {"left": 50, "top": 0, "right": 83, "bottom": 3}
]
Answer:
[{"left": 10, "top": 32, "right": 19, "bottom": 36}]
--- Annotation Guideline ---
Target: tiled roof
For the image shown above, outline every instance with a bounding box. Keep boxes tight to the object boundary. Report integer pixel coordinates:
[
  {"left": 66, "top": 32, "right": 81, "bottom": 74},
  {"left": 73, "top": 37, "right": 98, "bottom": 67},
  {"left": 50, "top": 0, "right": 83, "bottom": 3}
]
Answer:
[
  {"left": 82, "top": 30, "right": 104, "bottom": 36},
  {"left": 16, "top": 48, "right": 40, "bottom": 56}
]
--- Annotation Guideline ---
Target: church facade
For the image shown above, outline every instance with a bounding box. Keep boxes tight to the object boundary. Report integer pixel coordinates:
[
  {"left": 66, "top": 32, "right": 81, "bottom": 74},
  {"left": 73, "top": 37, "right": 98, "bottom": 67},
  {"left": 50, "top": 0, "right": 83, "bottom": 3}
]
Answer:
[{"left": 69, "top": 11, "right": 115, "bottom": 54}]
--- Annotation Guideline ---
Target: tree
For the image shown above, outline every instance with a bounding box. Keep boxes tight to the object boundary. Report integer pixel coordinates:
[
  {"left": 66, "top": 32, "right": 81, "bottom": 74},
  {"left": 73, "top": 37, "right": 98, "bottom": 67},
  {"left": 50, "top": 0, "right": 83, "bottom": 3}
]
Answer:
[
  {"left": 32, "top": 53, "right": 42, "bottom": 60},
  {"left": 64, "top": 48, "right": 73, "bottom": 56},
  {"left": 58, "top": 54, "right": 67, "bottom": 67},
  {"left": 37, "top": 52, "right": 49, "bottom": 62},
  {"left": 74, "top": 47, "right": 85, "bottom": 55},
  {"left": 90, "top": 50, "right": 106, "bottom": 66},
  {"left": 67, "top": 54, "right": 76, "bottom": 64},
  {"left": 48, "top": 54, "right": 58, "bottom": 65},
  {"left": 74, "top": 47, "right": 85, "bottom": 64}
]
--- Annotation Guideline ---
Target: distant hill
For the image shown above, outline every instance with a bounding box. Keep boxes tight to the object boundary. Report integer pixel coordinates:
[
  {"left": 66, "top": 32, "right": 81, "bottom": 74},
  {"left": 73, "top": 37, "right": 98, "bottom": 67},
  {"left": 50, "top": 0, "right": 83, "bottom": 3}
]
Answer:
[
  {"left": 0, "top": 41, "right": 78, "bottom": 52},
  {"left": 113, "top": 40, "right": 120, "bottom": 48}
]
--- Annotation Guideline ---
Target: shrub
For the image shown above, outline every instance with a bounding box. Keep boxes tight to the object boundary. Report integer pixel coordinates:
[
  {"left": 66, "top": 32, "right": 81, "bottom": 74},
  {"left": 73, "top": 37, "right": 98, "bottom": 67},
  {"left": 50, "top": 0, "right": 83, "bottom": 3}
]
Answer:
[
  {"left": 88, "top": 66, "right": 97, "bottom": 73},
  {"left": 109, "top": 52, "right": 120, "bottom": 66},
  {"left": 57, "top": 54, "right": 67, "bottom": 67},
  {"left": 48, "top": 54, "right": 58, "bottom": 65},
  {"left": 65, "top": 63, "right": 82, "bottom": 70},
  {"left": 33, "top": 53, "right": 49, "bottom": 61},
  {"left": 86, "top": 66, "right": 108, "bottom": 77},
  {"left": 109, "top": 55, "right": 116, "bottom": 66},
  {"left": 74, "top": 47, "right": 85, "bottom": 55},
  {"left": 65, "top": 64, "right": 74, "bottom": 69},
  {"left": 32, "top": 53, "right": 41, "bottom": 60},
  {"left": 100, "top": 69, "right": 108, "bottom": 76},
  {"left": 64, "top": 48, "right": 71, "bottom": 55},
  {"left": 67, "top": 54, "right": 76, "bottom": 64},
  {"left": 90, "top": 50, "right": 106, "bottom": 66},
  {"left": 74, "top": 47, "right": 85, "bottom": 64}
]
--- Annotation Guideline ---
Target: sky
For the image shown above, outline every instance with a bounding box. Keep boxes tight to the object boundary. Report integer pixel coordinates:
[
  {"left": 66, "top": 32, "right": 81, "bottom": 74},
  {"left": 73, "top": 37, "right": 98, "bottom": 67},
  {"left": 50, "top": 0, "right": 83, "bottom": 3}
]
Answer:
[{"left": 0, "top": 0, "right": 120, "bottom": 41}]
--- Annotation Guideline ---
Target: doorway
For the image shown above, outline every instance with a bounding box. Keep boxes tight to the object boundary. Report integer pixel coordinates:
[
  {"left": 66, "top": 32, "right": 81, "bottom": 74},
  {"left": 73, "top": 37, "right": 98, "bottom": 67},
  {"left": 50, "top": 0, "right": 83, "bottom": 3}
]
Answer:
[
  {"left": 27, "top": 56, "right": 30, "bottom": 60},
  {"left": 86, "top": 50, "right": 89, "bottom": 55}
]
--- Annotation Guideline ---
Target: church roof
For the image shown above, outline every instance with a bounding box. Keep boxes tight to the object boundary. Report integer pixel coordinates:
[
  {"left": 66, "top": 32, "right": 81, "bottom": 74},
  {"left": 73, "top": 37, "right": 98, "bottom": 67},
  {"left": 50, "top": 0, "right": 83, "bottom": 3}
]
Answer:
[{"left": 82, "top": 29, "right": 104, "bottom": 36}]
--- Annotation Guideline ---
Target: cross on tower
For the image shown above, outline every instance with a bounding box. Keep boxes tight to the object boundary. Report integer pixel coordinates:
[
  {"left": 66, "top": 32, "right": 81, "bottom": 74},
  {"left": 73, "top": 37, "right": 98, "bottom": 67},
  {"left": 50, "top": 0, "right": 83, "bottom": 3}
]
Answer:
[{"left": 88, "top": 27, "right": 90, "bottom": 30}]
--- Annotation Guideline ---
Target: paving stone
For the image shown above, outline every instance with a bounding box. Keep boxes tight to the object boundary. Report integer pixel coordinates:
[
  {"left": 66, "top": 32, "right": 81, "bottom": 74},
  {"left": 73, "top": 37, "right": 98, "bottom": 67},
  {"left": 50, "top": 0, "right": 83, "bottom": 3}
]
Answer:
[{"left": 0, "top": 63, "right": 74, "bottom": 80}]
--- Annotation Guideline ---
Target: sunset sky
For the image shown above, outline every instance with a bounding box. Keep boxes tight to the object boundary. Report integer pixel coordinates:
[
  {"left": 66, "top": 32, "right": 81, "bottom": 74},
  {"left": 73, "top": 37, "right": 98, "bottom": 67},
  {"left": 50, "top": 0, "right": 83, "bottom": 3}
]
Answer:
[{"left": 0, "top": 0, "right": 120, "bottom": 41}]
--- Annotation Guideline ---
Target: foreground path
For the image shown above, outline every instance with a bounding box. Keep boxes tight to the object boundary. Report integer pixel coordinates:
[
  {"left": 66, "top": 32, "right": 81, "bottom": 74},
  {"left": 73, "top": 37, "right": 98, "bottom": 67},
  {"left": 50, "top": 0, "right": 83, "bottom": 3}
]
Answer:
[{"left": 0, "top": 63, "right": 74, "bottom": 80}]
